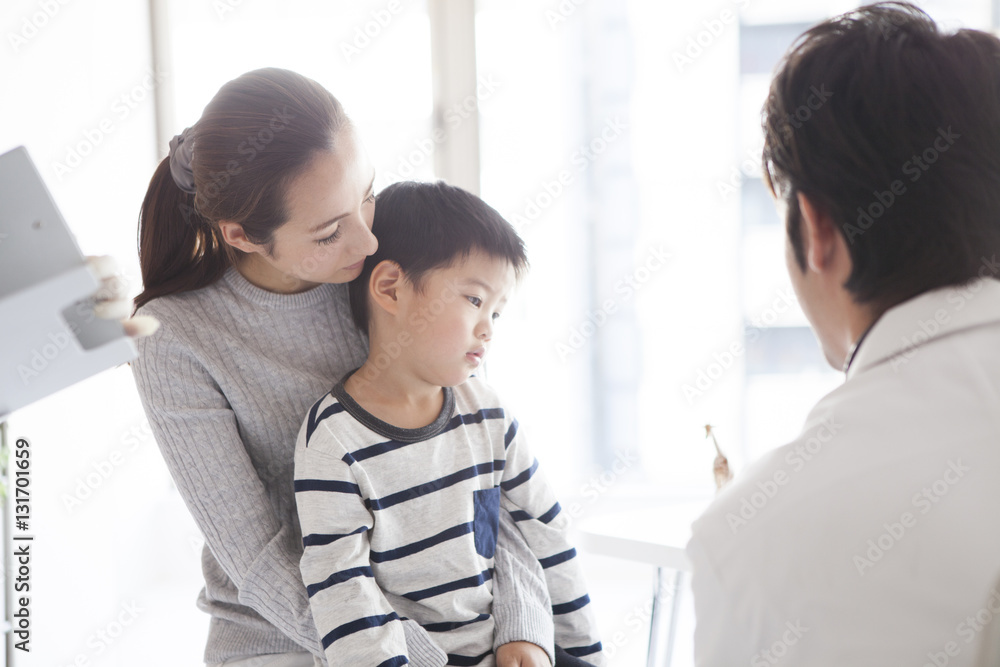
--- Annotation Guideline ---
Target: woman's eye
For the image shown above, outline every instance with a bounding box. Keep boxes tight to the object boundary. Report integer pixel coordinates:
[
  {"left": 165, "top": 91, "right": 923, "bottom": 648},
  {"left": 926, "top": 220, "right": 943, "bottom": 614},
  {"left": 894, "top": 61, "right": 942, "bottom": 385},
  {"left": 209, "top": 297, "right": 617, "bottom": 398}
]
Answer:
[
  {"left": 466, "top": 296, "right": 482, "bottom": 307},
  {"left": 317, "top": 227, "right": 343, "bottom": 245}
]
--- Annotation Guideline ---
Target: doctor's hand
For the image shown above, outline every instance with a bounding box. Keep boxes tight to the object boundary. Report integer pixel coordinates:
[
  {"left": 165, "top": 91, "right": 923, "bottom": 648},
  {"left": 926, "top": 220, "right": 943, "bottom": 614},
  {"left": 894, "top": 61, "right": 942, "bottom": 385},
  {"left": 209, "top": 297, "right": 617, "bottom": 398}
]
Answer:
[
  {"left": 496, "top": 641, "right": 552, "bottom": 667},
  {"left": 86, "top": 255, "right": 159, "bottom": 338}
]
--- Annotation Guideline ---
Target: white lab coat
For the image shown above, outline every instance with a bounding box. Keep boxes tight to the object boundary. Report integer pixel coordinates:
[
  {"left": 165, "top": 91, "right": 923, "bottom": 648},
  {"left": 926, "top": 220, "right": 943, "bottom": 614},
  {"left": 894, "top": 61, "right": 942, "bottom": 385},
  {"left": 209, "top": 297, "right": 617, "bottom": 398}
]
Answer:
[{"left": 687, "top": 275, "right": 1000, "bottom": 666}]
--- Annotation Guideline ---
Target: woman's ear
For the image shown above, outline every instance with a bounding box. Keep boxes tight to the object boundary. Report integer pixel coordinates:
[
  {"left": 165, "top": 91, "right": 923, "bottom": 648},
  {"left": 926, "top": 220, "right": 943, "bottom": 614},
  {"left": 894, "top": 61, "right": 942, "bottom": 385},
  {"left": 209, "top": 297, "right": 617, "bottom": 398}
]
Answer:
[
  {"left": 369, "top": 260, "right": 403, "bottom": 317},
  {"left": 218, "top": 220, "right": 262, "bottom": 254}
]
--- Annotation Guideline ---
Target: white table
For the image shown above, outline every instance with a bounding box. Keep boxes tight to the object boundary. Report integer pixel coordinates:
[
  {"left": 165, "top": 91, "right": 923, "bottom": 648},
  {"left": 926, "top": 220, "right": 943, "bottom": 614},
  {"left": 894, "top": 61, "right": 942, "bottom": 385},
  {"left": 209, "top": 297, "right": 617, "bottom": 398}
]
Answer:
[{"left": 578, "top": 501, "right": 712, "bottom": 667}]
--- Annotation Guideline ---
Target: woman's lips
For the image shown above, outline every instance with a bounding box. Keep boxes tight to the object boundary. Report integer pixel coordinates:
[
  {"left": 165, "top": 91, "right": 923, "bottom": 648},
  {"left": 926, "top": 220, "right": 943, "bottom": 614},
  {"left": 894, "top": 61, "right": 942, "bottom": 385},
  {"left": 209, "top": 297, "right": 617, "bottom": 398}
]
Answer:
[{"left": 345, "top": 259, "right": 365, "bottom": 271}]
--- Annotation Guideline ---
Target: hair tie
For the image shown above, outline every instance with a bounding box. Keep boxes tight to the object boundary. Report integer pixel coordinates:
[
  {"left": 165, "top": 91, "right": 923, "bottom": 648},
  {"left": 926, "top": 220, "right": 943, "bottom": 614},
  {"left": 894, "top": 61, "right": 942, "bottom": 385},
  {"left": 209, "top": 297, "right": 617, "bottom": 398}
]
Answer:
[{"left": 168, "top": 127, "right": 197, "bottom": 194}]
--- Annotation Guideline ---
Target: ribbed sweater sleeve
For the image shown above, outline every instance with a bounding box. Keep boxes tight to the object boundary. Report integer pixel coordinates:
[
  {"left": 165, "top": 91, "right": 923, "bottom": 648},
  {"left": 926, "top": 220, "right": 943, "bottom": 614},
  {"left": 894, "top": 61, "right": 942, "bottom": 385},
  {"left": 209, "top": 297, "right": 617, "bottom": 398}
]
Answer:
[
  {"left": 492, "top": 509, "right": 556, "bottom": 664},
  {"left": 131, "top": 323, "right": 327, "bottom": 660},
  {"left": 501, "top": 417, "right": 605, "bottom": 665}
]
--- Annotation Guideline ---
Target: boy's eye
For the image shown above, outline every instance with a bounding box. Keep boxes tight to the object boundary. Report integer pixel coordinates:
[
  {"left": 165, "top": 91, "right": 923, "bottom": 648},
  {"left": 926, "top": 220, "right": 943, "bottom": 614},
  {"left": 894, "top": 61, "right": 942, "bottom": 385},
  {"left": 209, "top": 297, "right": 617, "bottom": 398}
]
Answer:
[
  {"left": 466, "top": 296, "right": 482, "bottom": 307},
  {"left": 364, "top": 191, "right": 376, "bottom": 204},
  {"left": 316, "top": 227, "right": 343, "bottom": 245},
  {"left": 492, "top": 312, "right": 501, "bottom": 321}
]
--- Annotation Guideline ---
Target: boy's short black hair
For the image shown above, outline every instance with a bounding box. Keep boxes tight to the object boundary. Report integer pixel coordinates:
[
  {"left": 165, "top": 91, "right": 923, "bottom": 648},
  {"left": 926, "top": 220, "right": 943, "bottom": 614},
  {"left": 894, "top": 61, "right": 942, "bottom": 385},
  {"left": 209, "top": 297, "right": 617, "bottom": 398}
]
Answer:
[
  {"left": 763, "top": 1, "right": 1000, "bottom": 316},
  {"left": 348, "top": 180, "right": 528, "bottom": 332}
]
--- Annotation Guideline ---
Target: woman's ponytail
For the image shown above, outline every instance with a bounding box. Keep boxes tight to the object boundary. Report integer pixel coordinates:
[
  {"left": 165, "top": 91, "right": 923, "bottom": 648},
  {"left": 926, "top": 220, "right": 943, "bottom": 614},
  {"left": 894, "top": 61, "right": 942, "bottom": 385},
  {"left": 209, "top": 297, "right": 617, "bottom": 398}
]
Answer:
[{"left": 133, "top": 156, "right": 234, "bottom": 312}]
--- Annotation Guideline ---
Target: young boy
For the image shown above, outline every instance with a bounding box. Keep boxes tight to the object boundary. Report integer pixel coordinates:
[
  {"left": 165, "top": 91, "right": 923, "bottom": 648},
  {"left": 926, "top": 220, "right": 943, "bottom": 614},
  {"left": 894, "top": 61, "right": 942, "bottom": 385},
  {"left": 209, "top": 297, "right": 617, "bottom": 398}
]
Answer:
[{"left": 293, "top": 181, "right": 603, "bottom": 667}]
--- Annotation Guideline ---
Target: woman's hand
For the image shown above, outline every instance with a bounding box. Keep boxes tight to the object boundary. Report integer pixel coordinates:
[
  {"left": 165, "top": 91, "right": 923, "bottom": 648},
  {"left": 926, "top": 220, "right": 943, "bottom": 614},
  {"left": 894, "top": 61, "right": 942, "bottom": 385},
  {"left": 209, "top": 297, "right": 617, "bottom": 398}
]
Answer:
[
  {"left": 496, "top": 641, "right": 552, "bottom": 667},
  {"left": 86, "top": 256, "right": 159, "bottom": 338}
]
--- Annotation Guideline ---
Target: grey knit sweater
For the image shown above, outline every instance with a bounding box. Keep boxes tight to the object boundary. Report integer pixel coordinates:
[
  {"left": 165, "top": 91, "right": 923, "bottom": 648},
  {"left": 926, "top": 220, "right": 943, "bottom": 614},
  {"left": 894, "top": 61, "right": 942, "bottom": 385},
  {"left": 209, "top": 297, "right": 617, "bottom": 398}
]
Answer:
[{"left": 130, "top": 265, "right": 554, "bottom": 665}]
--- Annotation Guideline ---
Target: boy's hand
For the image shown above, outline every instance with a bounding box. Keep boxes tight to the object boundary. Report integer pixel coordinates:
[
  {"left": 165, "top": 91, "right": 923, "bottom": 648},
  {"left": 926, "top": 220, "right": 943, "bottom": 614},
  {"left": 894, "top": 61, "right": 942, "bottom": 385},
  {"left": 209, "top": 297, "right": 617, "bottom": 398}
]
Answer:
[{"left": 496, "top": 641, "right": 551, "bottom": 667}]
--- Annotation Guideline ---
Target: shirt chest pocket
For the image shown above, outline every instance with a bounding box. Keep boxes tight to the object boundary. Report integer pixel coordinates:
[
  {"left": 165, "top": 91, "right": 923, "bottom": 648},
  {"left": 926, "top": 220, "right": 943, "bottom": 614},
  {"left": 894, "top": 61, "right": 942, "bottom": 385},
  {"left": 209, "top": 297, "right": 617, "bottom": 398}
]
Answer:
[{"left": 472, "top": 486, "right": 501, "bottom": 559}]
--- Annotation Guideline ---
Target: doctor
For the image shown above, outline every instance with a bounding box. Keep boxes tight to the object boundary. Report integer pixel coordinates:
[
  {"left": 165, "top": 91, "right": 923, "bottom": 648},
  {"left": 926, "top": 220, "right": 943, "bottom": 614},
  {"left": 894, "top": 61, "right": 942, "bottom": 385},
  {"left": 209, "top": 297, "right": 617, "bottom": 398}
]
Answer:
[{"left": 687, "top": 3, "right": 1000, "bottom": 666}]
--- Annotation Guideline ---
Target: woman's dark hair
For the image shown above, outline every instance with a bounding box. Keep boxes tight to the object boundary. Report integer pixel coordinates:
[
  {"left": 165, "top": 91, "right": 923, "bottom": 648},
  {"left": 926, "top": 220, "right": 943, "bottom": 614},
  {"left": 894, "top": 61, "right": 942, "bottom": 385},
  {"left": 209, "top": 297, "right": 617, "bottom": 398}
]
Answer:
[
  {"left": 348, "top": 180, "right": 529, "bottom": 332},
  {"left": 133, "top": 67, "right": 350, "bottom": 312},
  {"left": 763, "top": 1, "right": 1000, "bottom": 316}
]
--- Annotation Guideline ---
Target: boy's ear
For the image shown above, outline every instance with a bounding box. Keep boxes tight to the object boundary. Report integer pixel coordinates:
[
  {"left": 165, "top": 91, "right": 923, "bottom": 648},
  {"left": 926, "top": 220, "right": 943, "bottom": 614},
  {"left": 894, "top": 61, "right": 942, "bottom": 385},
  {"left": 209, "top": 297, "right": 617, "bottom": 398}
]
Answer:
[{"left": 369, "top": 260, "right": 403, "bottom": 316}]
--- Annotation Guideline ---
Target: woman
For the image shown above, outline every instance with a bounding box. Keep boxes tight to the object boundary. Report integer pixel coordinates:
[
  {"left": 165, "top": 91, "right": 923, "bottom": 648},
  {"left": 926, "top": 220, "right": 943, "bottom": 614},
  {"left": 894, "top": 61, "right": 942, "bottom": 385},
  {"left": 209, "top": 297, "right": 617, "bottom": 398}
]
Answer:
[{"left": 130, "top": 68, "right": 557, "bottom": 667}]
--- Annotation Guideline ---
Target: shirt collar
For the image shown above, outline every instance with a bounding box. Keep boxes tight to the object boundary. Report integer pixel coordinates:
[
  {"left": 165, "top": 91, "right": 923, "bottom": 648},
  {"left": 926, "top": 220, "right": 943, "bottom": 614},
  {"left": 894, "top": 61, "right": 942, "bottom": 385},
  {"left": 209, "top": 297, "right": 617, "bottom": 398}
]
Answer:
[{"left": 845, "top": 277, "right": 1000, "bottom": 380}]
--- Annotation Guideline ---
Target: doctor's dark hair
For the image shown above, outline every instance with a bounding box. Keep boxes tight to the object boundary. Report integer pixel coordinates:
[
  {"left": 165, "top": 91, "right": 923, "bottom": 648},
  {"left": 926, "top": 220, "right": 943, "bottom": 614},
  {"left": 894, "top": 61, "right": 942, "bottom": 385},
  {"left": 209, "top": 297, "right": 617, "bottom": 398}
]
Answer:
[
  {"left": 763, "top": 2, "right": 1000, "bottom": 316},
  {"left": 348, "top": 181, "right": 528, "bottom": 332},
  {"left": 133, "top": 67, "right": 350, "bottom": 312}
]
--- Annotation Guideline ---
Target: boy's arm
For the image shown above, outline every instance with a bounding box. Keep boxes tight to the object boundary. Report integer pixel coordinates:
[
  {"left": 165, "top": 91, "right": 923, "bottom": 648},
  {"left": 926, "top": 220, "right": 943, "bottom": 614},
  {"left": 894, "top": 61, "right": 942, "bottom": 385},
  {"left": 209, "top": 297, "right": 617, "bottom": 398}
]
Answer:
[
  {"left": 500, "top": 417, "right": 606, "bottom": 666},
  {"left": 295, "top": 424, "right": 440, "bottom": 667}
]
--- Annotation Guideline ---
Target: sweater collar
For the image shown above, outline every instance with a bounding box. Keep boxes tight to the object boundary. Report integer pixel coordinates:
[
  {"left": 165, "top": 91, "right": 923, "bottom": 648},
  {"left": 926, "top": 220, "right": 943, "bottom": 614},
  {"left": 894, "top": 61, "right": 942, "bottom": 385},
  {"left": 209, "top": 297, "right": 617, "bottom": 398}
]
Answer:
[{"left": 222, "top": 265, "right": 338, "bottom": 310}]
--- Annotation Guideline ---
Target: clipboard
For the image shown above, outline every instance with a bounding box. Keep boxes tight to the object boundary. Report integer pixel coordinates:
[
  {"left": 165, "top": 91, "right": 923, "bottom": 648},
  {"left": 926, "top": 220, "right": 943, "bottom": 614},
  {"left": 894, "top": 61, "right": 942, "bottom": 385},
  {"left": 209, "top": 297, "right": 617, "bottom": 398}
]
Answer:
[{"left": 0, "top": 145, "right": 137, "bottom": 419}]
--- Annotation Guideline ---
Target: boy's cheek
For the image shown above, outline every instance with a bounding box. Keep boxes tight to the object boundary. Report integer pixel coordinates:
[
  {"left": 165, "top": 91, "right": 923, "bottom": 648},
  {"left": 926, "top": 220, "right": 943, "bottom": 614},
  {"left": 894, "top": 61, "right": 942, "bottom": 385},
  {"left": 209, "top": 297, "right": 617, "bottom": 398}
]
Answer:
[{"left": 408, "top": 312, "right": 428, "bottom": 334}]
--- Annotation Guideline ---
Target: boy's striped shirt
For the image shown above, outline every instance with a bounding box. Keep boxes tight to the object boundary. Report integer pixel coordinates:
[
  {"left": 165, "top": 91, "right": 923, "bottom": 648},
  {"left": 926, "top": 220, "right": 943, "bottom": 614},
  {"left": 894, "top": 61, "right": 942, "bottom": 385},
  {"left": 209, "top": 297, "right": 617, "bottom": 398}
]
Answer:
[{"left": 294, "top": 375, "right": 603, "bottom": 666}]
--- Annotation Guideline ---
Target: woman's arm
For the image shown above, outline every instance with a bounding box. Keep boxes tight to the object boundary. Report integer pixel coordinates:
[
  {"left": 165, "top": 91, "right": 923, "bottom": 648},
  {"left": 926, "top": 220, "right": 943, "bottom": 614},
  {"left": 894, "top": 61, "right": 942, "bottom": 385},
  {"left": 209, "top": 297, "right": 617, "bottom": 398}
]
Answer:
[
  {"left": 132, "top": 323, "right": 452, "bottom": 665},
  {"left": 131, "top": 326, "right": 327, "bottom": 658},
  {"left": 493, "top": 508, "right": 556, "bottom": 666}
]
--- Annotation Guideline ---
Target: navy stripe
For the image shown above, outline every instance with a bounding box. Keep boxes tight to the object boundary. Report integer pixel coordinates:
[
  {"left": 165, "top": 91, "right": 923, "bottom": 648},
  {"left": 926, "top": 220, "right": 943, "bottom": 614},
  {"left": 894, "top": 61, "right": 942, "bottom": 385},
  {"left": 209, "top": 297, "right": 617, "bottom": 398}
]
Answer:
[
  {"left": 303, "top": 525, "right": 368, "bottom": 547},
  {"left": 501, "top": 458, "right": 538, "bottom": 491},
  {"left": 509, "top": 510, "right": 532, "bottom": 522},
  {"left": 321, "top": 612, "right": 399, "bottom": 648},
  {"left": 503, "top": 419, "right": 518, "bottom": 449},
  {"left": 552, "top": 594, "right": 591, "bottom": 615},
  {"left": 564, "top": 641, "right": 603, "bottom": 657},
  {"left": 305, "top": 399, "right": 322, "bottom": 445},
  {"left": 423, "top": 613, "right": 490, "bottom": 632},
  {"left": 307, "top": 401, "right": 346, "bottom": 445},
  {"left": 376, "top": 658, "right": 408, "bottom": 667},
  {"left": 403, "top": 569, "right": 492, "bottom": 602},
  {"left": 294, "top": 479, "right": 361, "bottom": 495},
  {"left": 368, "top": 462, "right": 500, "bottom": 511},
  {"left": 539, "top": 548, "right": 577, "bottom": 569},
  {"left": 350, "top": 408, "right": 507, "bottom": 463},
  {"left": 307, "top": 565, "right": 373, "bottom": 597},
  {"left": 446, "top": 650, "right": 491, "bottom": 665},
  {"left": 370, "top": 522, "right": 474, "bottom": 563},
  {"left": 348, "top": 438, "right": 416, "bottom": 464},
  {"left": 460, "top": 407, "right": 505, "bottom": 425},
  {"left": 538, "top": 502, "right": 562, "bottom": 524}
]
